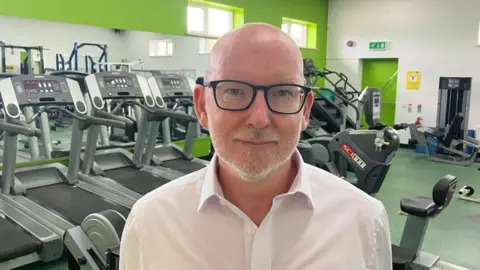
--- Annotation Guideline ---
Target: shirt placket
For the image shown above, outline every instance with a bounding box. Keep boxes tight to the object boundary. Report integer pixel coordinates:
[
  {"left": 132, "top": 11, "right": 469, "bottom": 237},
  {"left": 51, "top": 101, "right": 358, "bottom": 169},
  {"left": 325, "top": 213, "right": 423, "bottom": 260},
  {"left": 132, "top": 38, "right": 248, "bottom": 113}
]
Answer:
[{"left": 250, "top": 199, "right": 280, "bottom": 270}]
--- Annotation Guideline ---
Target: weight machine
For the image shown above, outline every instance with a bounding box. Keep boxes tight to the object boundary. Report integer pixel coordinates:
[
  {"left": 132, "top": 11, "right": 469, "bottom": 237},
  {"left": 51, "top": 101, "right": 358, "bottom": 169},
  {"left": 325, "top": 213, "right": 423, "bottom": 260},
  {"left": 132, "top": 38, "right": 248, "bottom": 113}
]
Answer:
[
  {"left": 0, "top": 41, "right": 46, "bottom": 74},
  {"left": 56, "top": 42, "right": 108, "bottom": 73},
  {"left": 409, "top": 113, "right": 480, "bottom": 166}
]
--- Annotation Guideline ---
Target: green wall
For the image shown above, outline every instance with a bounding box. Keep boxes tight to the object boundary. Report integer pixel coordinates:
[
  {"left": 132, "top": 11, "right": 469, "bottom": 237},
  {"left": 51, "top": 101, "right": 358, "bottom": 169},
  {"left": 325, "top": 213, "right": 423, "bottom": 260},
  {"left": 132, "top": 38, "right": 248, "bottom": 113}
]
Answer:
[
  {"left": 0, "top": 0, "right": 328, "bottom": 81},
  {"left": 361, "top": 58, "right": 398, "bottom": 127}
]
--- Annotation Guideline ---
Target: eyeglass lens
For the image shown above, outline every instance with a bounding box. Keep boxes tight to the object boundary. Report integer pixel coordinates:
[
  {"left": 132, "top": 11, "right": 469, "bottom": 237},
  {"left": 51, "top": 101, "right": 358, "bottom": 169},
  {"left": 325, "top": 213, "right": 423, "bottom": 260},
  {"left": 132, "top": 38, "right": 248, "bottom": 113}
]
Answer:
[{"left": 214, "top": 81, "right": 306, "bottom": 113}]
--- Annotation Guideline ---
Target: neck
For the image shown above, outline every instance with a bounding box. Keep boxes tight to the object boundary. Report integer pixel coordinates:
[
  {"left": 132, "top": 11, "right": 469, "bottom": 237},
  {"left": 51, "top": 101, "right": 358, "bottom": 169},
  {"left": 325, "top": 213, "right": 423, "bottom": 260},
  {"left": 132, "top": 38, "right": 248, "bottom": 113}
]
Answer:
[{"left": 217, "top": 157, "right": 298, "bottom": 226}]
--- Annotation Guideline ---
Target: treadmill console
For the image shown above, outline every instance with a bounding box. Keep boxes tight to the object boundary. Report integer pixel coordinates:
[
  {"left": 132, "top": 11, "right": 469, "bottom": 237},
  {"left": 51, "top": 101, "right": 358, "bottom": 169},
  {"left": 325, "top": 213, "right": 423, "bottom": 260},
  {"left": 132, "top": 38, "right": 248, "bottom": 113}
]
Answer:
[
  {"left": 150, "top": 74, "right": 193, "bottom": 99},
  {"left": 0, "top": 75, "right": 87, "bottom": 118},
  {"left": 85, "top": 71, "right": 157, "bottom": 110}
]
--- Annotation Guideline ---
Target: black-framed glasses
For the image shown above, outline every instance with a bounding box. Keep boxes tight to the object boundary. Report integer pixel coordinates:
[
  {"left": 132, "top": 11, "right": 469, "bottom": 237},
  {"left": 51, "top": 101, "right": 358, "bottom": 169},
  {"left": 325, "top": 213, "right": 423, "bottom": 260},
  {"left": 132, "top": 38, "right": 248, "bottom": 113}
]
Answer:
[{"left": 204, "top": 80, "right": 312, "bottom": 114}]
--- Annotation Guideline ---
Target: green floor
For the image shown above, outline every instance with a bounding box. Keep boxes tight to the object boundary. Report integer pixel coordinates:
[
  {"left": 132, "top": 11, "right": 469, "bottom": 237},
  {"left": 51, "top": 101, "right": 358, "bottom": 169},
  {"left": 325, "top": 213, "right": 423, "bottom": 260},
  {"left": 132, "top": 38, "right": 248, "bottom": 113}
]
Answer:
[{"left": 16, "top": 149, "right": 480, "bottom": 270}]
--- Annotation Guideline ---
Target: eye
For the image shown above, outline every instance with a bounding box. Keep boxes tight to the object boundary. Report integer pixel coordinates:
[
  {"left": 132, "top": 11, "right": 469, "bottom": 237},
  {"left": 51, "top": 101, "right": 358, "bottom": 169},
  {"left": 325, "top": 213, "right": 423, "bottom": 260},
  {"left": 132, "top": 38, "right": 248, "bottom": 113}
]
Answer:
[
  {"left": 278, "top": 90, "right": 293, "bottom": 97},
  {"left": 225, "top": 88, "right": 242, "bottom": 95},
  {"left": 273, "top": 89, "right": 295, "bottom": 98}
]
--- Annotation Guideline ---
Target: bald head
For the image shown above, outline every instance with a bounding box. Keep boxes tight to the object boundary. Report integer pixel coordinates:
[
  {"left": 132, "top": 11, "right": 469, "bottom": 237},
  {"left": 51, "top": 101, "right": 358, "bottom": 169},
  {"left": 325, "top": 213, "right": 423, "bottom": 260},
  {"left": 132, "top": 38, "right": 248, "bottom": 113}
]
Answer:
[{"left": 205, "top": 23, "right": 304, "bottom": 85}]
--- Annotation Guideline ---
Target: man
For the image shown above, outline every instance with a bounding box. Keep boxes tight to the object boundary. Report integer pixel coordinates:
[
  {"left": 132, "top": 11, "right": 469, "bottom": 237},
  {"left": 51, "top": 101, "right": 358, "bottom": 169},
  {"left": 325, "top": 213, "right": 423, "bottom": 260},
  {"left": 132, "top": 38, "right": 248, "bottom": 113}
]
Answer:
[{"left": 120, "top": 23, "right": 392, "bottom": 270}]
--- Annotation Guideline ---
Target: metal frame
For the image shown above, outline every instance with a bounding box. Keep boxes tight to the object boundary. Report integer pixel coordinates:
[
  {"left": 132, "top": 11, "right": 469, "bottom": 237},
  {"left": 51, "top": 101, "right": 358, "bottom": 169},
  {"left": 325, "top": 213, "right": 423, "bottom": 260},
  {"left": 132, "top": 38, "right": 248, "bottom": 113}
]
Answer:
[
  {"left": 436, "top": 77, "right": 471, "bottom": 141},
  {"left": 0, "top": 42, "right": 45, "bottom": 75},
  {"left": 0, "top": 197, "right": 63, "bottom": 269},
  {"left": 73, "top": 72, "right": 183, "bottom": 199},
  {"left": 409, "top": 124, "right": 479, "bottom": 166},
  {"left": 141, "top": 74, "right": 209, "bottom": 170},
  {"left": 0, "top": 76, "right": 135, "bottom": 248}
]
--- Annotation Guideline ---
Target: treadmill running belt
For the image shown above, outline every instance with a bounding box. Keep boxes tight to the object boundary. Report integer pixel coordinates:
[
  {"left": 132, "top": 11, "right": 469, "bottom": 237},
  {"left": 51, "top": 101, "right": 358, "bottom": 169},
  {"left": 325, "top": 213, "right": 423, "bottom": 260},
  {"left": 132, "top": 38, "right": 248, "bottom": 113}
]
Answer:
[
  {"left": 0, "top": 217, "right": 40, "bottom": 262},
  {"left": 104, "top": 167, "right": 170, "bottom": 195},
  {"left": 162, "top": 159, "right": 206, "bottom": 174},
  {"left": 26, "top": 183, "right": 130, "bottom": 225}
]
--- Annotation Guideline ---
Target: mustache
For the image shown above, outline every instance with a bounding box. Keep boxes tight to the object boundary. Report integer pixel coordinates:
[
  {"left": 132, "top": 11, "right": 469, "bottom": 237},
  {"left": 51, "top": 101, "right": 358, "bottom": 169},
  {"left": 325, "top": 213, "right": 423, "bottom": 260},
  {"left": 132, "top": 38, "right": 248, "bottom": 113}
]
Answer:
[{"left": 232, "top": 129, "right": 280, "bottom": 141}]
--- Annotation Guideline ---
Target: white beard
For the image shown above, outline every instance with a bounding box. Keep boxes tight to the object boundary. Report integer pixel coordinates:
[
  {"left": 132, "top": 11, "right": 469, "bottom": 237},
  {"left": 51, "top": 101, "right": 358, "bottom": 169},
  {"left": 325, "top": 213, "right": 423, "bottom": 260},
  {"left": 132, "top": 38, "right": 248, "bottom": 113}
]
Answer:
[{"left": 208, "top": 114, "right": 302, "bottom": 183}]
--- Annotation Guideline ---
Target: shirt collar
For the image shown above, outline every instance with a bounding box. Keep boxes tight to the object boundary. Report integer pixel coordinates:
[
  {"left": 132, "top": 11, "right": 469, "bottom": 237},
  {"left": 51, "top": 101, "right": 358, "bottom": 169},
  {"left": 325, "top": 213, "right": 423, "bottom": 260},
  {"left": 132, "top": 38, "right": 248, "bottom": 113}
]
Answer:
[{"left": 197, "top": 149, "right": 314, "bottom": 212}]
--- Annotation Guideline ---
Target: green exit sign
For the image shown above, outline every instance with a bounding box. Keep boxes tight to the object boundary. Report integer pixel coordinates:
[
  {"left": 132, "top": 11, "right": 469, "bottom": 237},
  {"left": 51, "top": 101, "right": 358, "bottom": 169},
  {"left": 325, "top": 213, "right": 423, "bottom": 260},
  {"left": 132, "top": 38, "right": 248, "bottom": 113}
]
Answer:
[{"left": 369, "top": 41, "right": 387, "bottom": 50}]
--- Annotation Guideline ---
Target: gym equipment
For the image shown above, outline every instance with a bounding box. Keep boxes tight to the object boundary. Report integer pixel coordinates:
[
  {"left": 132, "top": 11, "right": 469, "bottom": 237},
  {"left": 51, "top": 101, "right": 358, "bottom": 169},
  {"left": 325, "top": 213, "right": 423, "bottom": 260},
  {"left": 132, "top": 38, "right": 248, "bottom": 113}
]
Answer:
[
  {"left": 76, "top": 71, "right": 192, "bottom": 198},
  {"left": 436, "top": 77, "right": 471, "bottom": 141},
  {"left": 0, "top": 42, "right": 46, "bottom": 75},
  {"left": 56, "top": 42, "right": 108, "bottom": 73},
  {"left": 301, "top": 86, "right": 407, "bottom": 195},
  {"left": 409, "top": 113, "right": 479, "bottom": 166},
  {"left": 392, "top": 175, "right": 458, "bottom": 269},
  {"left": 302, "top": 86, "right": 382, "bottom": 164},
  {"left": 0, "top": 112, "right": 63, "bottom": 268},
  {"left": 0, "top": 73, "right": 36, "bottom": 163},
  {"left": 64, "top": 209, "right": 124, "bottom": 270},
  {"left": 303, "top": 58, "right": 359, "bottom": 134},
  {"left": 457, "top": 185, "right": 480, "bottom": 204},
  {"left": 141, "top": 73, "right": 209, "bottom": 174},
  {"left": 0, "top": 74, "right": 135, "bottom": 245},
  {"left": 304, "top": 126, "right": 400, "bottom": 195},
  {"left": 300, "top": 140, "right": 465, "bottom": 269},
  {"left": 106, "top": 100, "right": 139, "bottom": 147}
]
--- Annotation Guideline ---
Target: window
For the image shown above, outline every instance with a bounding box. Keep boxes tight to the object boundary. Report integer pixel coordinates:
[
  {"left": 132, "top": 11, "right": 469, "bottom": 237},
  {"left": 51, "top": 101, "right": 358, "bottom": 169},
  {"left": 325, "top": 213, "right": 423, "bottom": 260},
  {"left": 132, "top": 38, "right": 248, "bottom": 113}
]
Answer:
[
  {"left": 282, "top": 21, "right": 308, "bottom": 48},
  {"left": 187, "top": 4, "right": 233, "bottom": 38},
  {"left": 477, "top": 20, "right": 480, "bottom": 45},
  {"left": 199, "top": 38, "right": 217, "bottom": 54},
  {"left": 187, "top": 1, "right": 244, "bottom": 54},
  {"left": 149, "top": 40, "right": 173, "bottom": 57}
]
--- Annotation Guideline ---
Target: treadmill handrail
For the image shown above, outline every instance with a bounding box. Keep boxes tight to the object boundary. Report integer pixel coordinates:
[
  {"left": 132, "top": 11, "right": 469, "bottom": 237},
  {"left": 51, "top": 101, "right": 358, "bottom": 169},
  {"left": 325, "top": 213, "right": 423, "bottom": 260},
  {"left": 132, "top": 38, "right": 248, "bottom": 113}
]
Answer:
[
  {"left": 85, "top": 115, "right": 127, "bottom": 129},
  {"left": 128, "top": 100, "right": 197, "bottom": 122},
  {"left": 147, "top": 108, "right": 198, "bottom": 123},
  {"left": 0, "top": 120, "right": 41, "bottom": 137},
  {"left": 94, "top": 110, "right": 133, "bottom": 129}
]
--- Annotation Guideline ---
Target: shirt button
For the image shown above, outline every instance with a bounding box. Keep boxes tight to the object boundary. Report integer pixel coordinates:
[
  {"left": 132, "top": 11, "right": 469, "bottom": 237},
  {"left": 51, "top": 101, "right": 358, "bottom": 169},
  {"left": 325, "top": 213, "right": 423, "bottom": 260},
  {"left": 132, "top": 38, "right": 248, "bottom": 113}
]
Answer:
[{"left": 247, "top": 228, "right": 256, "bottom": 236}]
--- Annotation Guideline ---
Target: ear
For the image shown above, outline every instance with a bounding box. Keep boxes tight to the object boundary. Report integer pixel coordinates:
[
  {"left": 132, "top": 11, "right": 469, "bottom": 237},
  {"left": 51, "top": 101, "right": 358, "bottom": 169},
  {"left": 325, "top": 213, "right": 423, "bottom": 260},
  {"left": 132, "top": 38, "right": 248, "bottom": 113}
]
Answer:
[
  {"left": 193, "top": 84, "right": 209, "bottom": 129},
  {"left": 300, "top": 92, "right": 314, "bottom": 130}
]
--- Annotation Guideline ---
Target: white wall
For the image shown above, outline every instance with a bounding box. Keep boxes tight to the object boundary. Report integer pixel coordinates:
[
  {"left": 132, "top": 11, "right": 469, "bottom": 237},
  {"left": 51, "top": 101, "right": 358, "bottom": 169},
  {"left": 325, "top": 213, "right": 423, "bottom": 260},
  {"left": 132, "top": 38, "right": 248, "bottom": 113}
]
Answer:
[
  {"left": 0, "top": 16, "right": 209, "bottom": 79},
  {"left": 0, "top": 16, "right": 127, "bottom": 71},
  {"left": 122, "top": 30, "right": 210, "bottom": 79},
  {"left": 327, "top": 0, "right": 480, "bottom": 143}
]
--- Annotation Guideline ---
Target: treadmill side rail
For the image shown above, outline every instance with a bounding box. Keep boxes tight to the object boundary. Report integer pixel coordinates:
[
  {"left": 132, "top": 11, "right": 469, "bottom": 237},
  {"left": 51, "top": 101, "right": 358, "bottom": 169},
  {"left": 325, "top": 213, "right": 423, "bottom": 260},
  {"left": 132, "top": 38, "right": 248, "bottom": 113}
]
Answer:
[
  {"left": 0, "top": 253, "right": 41, "bottom": 270},
  {"left": 152, "top": 144, "right": 191, "bottom": 162},
  {"left": 2, "top": 195, "right": 74, "bottom": 236},
  {"left": 0, "top": 197, "right": 63, "bottom": 262},
  {"left": 78, "top": 173, "right": 143, "bottom": 201},
  {"left": 76, "top": 182, "right": 136, "bottom": 209}
]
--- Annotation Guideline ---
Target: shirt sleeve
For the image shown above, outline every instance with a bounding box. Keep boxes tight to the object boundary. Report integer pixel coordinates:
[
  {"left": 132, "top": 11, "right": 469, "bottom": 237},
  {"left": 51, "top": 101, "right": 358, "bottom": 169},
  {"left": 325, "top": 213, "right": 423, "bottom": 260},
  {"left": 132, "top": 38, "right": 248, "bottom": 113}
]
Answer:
[
  {"left": 119, "top": 213, "right": 142, "bottom": 270},
  {"left": 371, "top": 201, "right": 393, "bottom": 270}
]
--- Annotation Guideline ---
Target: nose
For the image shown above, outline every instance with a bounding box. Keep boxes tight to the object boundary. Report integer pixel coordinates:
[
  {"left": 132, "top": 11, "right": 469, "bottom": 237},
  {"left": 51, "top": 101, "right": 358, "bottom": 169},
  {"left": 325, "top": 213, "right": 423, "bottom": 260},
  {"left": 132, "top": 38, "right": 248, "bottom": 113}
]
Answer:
[{"left": 246, "top": 91, "right": 271, "bottom": 128}]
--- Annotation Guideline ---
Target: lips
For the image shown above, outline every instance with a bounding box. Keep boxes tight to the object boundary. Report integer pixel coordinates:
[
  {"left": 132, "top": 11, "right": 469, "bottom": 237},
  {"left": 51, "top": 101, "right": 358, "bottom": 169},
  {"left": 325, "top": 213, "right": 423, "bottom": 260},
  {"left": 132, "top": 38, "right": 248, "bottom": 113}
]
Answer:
[{"left": 236, "top": 139, "right": 275, "bottom": 145}]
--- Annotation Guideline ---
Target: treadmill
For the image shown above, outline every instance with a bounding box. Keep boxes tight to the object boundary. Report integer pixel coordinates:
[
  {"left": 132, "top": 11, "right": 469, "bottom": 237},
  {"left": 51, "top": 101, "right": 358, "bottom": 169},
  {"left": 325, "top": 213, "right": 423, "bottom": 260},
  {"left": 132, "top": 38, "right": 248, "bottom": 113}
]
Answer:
[
  {"left": 0, "top": 74, "right": 135, "bottom": 241},
  {"left": 142, "top": 73, "right": 209, "bottom": 174},
  {"left": 0, "top": 73, "right": 38, "bottom": 163},
  {"left": 78, "top": 71, "right": 194, "bottom": 197},
  {"left": 0, "top": 117, "right": 63, "bottom": 269}
]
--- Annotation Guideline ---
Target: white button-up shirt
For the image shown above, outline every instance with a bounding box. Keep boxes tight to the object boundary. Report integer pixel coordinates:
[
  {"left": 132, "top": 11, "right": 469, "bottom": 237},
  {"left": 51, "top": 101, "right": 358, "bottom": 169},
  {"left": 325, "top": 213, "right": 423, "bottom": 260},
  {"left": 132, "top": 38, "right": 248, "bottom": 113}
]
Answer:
[{"left": 120, "top": 150, "right": 392, "bottom": 270}]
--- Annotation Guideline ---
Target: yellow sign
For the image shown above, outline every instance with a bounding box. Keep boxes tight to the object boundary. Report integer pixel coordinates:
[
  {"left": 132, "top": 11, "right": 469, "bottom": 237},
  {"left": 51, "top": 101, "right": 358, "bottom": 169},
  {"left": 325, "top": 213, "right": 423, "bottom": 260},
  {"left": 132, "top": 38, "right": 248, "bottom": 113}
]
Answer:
[{"left": 406, "top": 71, "right": 421, "bottom": 90}]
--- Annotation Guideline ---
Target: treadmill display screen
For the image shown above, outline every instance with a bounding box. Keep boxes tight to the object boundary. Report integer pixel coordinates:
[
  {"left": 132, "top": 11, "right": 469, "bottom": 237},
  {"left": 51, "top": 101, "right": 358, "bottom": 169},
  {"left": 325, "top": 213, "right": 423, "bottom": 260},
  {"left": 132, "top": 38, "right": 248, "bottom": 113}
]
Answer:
[
  {"left": 161, "top": 78, "right": 184, "bottom": 89},
  {"left": 104, "top": 76, "right": 134, "bottom": 89},
  {"left": 23, "top": 80, "right": 62, "bottom": 95}
]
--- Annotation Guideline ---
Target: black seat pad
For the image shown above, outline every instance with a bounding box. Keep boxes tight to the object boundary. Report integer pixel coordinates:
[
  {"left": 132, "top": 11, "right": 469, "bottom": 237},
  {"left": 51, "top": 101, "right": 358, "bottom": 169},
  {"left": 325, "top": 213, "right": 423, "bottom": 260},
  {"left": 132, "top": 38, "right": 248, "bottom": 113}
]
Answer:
[
  {"left": 392, "top": 244, "right": 416, "bottom": 269},
  {"left": 400, "top": 196, "right": 438, "bottom": 218},
  {"left": 424, "top": 129, "right": 445, "bottom": 139}
]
